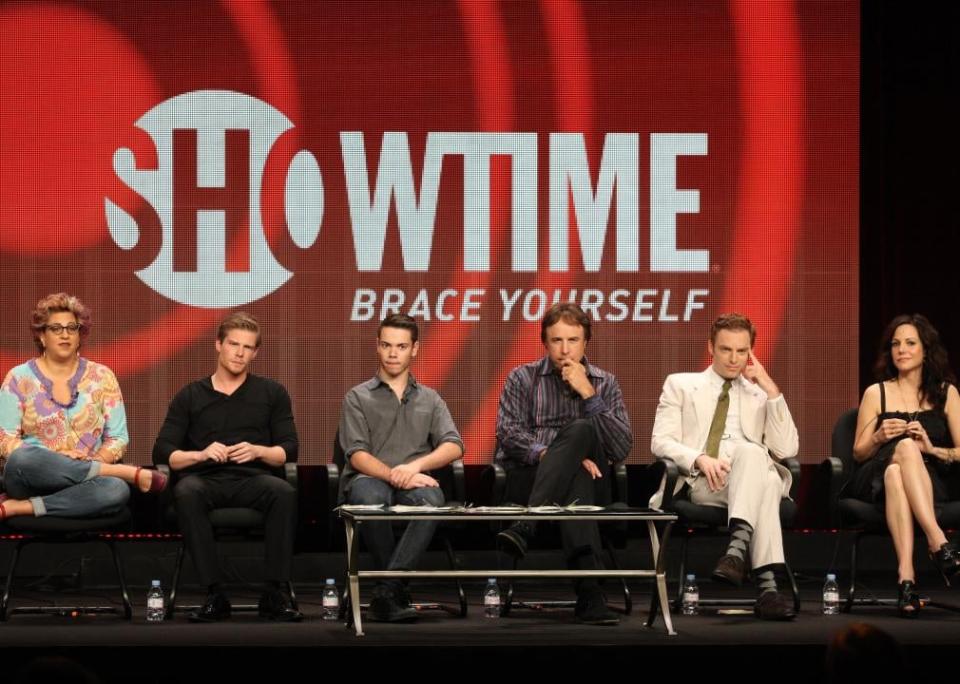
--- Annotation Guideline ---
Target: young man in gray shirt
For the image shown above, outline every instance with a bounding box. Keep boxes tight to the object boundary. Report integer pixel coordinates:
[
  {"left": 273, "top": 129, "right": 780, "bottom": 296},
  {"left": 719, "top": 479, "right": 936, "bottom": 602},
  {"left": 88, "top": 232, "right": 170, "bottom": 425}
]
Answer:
[{"left": 338, "top": 314, "right": 464, "bottom": 622}]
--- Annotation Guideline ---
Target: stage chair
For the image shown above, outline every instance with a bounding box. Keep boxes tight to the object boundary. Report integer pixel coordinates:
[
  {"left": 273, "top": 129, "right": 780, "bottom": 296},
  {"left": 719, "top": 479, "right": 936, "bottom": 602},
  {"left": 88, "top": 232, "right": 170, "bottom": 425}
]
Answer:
[
  {"left": 483, "top": 459, "right": 633, "bottom": 616},
  {"left": 330, "top": 433, "right": 468, "bottom": 620},
  {"left": 652, "top": 455, "right": 801, "bottom": 613},
  {"left": 0, "top": 476, "right": 134, "bottom": 621},
  {"left": 155, "top": 463, "right": 299, "bottom": 619},
  {"left": 825, "top": 408, "right": 960, "bottom": 612}
]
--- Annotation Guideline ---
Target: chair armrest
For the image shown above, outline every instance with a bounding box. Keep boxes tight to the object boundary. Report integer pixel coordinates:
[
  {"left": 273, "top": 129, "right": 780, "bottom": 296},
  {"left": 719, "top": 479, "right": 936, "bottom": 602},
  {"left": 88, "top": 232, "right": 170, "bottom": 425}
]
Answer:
[
  {"left": 612, "top": 461, "right": 628, "bottom": 504},
  {"left": 326, "top": 463, "right": 341, "bottom": 507},
  {"left": 451, "top": 458, "right": 466, "bottom": 503},
  {"left": 283, "top": 462, "right": 298, "bottom": 490},
  {"left": 483, "top": 462, "right": 507, "bottom": 505},
  {"left": 823, "top": 456, "right": 844, "bottom": 527},
  {"left": 653, "top": 457, "right": 680, "bottom": 510},
  {"left": 782, "top": 457, "right": 801, "bottom": 500},
  {"left": 154, "top": 464, "right": 174, "bottom": 529}
]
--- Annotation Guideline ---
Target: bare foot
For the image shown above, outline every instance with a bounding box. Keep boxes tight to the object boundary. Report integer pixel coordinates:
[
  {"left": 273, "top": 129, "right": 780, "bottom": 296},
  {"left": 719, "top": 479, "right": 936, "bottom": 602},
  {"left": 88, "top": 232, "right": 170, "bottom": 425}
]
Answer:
[{"left": 0, "top": 496, "right": 36, "bottom": 519}]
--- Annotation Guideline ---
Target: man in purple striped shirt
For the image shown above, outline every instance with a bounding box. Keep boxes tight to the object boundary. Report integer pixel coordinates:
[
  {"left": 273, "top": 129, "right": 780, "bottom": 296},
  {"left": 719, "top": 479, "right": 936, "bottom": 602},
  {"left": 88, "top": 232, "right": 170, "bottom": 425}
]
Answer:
[{"left": 495, "top": 302, "right": 632, "bottom": 625}]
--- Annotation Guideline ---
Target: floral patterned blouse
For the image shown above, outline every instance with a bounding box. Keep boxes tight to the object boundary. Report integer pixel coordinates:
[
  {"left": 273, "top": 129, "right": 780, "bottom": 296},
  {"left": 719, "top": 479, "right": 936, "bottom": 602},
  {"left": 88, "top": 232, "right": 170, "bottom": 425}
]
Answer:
[{"left": 0, "top": 358, "right": 128, "bottom": 463}]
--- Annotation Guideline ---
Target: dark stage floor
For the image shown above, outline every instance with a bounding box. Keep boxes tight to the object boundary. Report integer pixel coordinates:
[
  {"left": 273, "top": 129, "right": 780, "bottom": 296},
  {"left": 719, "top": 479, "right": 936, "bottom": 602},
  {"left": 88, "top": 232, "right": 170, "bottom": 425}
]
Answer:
[{"left": 3, "top": 578, "right": 960, "bottom": 683}]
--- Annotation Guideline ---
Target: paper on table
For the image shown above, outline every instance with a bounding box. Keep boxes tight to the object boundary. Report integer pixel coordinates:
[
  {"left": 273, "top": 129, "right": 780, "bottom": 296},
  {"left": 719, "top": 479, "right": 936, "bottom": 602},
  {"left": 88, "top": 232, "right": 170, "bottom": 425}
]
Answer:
[
  {"left": 388, "top": 505, "right": 458, "bottom": 513},
  {"left": 338, "top": 504, "right": 384, "bottom": 511},
  {"left": 463, "top": 505, "right": 528, "bottom": 513}
]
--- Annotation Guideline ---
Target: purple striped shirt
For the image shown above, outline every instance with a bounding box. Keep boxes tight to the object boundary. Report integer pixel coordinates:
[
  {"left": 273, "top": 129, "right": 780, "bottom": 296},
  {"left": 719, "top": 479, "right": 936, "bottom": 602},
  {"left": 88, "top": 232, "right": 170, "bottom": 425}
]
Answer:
[{"left": 495, "top": 355, "right": 633, "bottom": 467}]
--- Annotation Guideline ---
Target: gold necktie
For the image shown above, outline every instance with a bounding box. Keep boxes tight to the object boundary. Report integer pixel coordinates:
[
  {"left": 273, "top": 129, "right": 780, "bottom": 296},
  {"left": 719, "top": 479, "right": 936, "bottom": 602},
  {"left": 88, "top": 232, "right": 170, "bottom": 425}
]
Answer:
[{"left": 704, "top": 380, "right": 732, "bottom": 458}]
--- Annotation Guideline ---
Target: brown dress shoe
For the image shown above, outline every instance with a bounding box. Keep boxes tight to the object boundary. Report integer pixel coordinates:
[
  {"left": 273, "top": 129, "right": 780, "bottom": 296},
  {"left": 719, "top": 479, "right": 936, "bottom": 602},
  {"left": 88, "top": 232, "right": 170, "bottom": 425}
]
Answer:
[
  {"left": 711, "top": 554, "right": 746, "bottom": 587},
  {"left": 753, "top": 591, "right": 796, "bottom": 620}
]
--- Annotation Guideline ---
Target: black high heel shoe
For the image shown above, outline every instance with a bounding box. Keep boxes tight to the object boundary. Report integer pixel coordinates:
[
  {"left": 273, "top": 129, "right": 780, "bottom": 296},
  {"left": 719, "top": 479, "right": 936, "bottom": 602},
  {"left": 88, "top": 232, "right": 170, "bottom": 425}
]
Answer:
[
  {"left": 930, "top": 542, "right": 960, "bottom": 586},
  {"left": 898, "top": 580, "right": 921, "bottom": 619}
]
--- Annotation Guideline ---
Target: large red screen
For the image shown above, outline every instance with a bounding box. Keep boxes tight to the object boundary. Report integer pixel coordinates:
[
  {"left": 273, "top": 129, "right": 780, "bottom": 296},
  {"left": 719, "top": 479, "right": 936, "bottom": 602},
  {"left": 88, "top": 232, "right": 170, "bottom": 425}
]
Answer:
[{"left": 0, "top": 0, "right": 858, "bottom": 465}]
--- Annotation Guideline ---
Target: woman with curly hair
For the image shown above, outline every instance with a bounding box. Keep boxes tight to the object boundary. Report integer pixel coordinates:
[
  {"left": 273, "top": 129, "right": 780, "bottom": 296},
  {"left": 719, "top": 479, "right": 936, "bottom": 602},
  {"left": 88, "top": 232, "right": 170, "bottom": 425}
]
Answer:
[
  {"left": 0, "top": 293, "right": 166, "bottom": 520},
  {"left": 852, "top": 314, "right": 960, "bottom": 617}
]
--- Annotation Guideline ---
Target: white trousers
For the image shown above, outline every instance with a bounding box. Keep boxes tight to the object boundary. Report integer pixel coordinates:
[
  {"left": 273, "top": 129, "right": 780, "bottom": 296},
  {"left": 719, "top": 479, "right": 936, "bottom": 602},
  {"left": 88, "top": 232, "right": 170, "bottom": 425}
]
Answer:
[{"left": 689, "top": 440, "right": 785, "bottom": 568}]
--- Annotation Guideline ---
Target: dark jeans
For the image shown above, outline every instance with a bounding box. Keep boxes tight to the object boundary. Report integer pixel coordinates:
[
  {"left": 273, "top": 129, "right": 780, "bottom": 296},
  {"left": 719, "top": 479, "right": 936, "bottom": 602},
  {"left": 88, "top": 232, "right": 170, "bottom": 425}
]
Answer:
[
  {"left": 525, "top": 420, "right": 608, "bottom": 573},
  {"left": 173, "top": 469, "right": 297, "bottom": 587},
  {"left": 347, "top": 476, "right": 445, "bottom": 571}
]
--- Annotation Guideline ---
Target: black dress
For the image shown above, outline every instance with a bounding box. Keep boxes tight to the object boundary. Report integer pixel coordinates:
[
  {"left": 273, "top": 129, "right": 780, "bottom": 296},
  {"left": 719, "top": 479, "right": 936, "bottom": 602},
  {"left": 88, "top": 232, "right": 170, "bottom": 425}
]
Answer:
[{"left": 849, "top": 382, "right": 953, "bottom": 503}]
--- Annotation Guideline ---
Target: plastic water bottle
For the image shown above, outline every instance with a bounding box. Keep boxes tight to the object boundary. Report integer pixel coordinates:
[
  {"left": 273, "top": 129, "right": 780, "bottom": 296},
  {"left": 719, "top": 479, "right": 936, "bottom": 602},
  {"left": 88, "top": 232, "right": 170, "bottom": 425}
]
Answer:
[
  {"left": 681, "top": 574, "right": 699, "bottom": 615},
  {"left": 822, "top": 573, "right": 840, "bottom": 615},
  {"left": 146, "top": 579, "right": 165, "bottom": 623},
  {"left": 483, "top": 578, "right": 501, "bottom": 618},
  {"left": 322, "top": 578, "right": 340, "bottom": 621}
]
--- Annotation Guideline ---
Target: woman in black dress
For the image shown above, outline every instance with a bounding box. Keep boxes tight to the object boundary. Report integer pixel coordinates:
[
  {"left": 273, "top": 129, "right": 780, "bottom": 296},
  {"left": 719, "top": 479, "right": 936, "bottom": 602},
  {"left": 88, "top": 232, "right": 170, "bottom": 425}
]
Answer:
[{"left": 852, "top": 314, "right": 960, "bottom": 617}]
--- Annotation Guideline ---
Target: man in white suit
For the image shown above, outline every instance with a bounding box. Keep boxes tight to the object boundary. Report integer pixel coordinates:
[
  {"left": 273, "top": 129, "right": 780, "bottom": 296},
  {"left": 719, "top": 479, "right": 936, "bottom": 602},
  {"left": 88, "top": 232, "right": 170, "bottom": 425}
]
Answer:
[{"left": 650, "top": 313, "right": 799, "bottom": 620}]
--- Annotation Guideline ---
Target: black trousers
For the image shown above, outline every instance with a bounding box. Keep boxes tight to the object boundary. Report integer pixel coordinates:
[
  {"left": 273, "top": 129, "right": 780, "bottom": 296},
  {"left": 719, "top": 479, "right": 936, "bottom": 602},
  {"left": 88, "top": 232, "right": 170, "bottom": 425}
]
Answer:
[
  {"left": 524, "top": 420, "right": 608, "bottom": 571},
  {"left": 173, "top": 469, "right": 297, "bottom": 587}
]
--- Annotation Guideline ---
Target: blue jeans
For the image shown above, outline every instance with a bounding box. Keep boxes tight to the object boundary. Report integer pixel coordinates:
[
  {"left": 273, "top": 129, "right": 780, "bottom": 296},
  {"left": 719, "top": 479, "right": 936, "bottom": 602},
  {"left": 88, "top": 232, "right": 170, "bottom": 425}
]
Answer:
[
  {"left": 2, "top": 445, "right": 129, "bottom": 517},
  {"left": 347, "top": 476, "right": 444, "bottom": 571}
]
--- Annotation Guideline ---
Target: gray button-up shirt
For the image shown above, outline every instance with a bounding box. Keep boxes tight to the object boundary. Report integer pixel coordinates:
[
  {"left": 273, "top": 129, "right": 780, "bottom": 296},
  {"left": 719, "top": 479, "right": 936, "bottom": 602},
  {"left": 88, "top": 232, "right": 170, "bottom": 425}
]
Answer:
[{"left": 337, "top": 374, "right": 463, "bottom": 497}]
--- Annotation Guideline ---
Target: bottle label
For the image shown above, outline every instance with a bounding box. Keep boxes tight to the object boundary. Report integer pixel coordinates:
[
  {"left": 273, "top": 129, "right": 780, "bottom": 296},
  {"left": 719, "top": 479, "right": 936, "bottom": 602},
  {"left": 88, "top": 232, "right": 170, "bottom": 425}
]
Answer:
[
  {"left": 484, "top": 595, "right": 501, "bottom": 606},
  {"left": 322, "top": 596, "right": 339, "bottom": 608},
  {"left": 147, "top": 597, "right": 164, "bottom": 609},
  {"left": 683, "top": 591, "right": 699, "bottom": 602},
  {"left": 824, "top": 591, "right": 839, "bottom": 603}
]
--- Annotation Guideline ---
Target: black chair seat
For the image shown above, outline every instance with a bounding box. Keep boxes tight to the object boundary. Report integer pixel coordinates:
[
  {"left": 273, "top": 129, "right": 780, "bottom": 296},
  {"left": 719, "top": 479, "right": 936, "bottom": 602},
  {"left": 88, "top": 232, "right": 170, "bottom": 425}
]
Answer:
[
  {"left": 673, "top": 499, "right": 797, "bottom": 529},
  {"left": 837, "top": 498, "right": 886, "bottom": 529},
  {"left": 4, "top": 509, "right": 132, "bottom": 534}
]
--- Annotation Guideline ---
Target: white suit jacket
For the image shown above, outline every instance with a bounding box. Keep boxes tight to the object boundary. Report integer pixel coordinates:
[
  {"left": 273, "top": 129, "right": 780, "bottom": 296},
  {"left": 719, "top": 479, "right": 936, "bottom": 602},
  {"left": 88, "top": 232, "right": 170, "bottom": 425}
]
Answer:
[{"left": 649, "top": 368, "right": 799, "bottom": 508}]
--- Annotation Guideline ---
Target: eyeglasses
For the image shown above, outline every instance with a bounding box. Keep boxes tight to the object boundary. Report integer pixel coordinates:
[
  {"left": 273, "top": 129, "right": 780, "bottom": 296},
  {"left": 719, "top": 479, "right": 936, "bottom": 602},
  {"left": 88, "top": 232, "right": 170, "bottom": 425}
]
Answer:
[{"left": 45, "top": 323, "right": 81, "bottom": 335}]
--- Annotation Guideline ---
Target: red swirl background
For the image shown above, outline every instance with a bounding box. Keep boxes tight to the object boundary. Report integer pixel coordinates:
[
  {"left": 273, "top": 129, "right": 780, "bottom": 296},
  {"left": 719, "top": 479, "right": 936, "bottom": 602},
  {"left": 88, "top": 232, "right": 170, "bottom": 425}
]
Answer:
[{"left": 0, "top": 1, "right": 858, "bottom": 465}]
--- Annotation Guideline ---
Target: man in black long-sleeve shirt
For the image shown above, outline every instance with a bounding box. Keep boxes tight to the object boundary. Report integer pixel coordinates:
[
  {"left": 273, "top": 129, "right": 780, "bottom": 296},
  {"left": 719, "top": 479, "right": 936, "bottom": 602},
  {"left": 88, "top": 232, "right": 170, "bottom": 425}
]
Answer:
[{"left": 153, "top": 312, "right": 301, "bottom": 622}]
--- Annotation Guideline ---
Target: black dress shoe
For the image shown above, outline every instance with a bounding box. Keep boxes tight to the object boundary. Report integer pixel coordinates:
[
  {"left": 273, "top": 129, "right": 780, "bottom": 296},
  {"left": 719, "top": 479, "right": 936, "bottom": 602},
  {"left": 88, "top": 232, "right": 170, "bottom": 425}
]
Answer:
[
  {"left": 258, "top": 590, "right": 304, "bottom": 622},
  {"left": 497, "top": 522, "right": 533, "bottom": 560},
  {"left": 753, "top": 591, "right": 796, "bottom": 621},
  {"left": 574, "top": 591, "right": 620, "bottom": 626},
  {"left": 188, "top": 592, "right": 231, "bottom": 623},
  {"left": 930, "top": 542, "right": 960, "bottom": 585},
  {"left": 711, "top": 554, "right": 747, "bottom": 587}
]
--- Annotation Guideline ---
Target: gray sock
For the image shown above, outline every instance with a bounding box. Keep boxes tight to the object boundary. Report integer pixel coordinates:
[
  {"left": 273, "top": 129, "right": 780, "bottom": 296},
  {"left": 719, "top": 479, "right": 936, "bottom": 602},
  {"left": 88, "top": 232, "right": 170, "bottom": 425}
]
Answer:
[
  {"left": 726, "top": 518, "right": 753, "bottom": 561},
  {"left": 756, "top": 568, "right": 778, "bottom": 595}
]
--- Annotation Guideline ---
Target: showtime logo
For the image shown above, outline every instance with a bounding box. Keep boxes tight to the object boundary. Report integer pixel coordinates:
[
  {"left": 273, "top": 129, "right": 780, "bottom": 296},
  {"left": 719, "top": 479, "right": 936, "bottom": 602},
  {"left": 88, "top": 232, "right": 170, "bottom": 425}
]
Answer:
[{"left": 107, "top": 89, "right": 709, "bottom": 308}]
